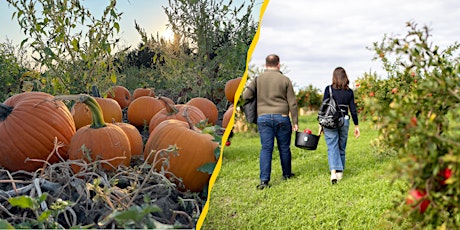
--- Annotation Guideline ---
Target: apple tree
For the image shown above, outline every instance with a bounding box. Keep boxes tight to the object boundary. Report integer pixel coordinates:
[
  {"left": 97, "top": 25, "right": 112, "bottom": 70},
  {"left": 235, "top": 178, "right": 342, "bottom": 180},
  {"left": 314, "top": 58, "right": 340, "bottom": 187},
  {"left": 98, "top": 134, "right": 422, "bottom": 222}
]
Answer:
[{"left": 368, "top": 22, "right": 459, "bottom": 228}]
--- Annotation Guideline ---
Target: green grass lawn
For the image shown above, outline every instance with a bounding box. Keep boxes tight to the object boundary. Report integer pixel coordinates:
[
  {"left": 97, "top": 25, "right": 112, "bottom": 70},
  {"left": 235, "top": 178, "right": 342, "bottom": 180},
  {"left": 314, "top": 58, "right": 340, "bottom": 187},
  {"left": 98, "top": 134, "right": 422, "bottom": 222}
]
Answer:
[{"left": 201, "top": 114, "right": 410, "bottom": 230}]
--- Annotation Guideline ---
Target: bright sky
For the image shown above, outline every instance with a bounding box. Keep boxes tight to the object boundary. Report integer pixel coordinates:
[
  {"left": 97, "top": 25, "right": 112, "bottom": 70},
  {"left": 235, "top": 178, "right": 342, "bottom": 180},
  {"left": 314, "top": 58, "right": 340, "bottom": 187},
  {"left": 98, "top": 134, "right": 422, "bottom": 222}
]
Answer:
[
  {"left": 250, "top": 0, "right": 460, "bottom": 91},
  {"left": 0, "top": 0, "right": 172, "bottom": 50},
  {"left": 1, "top": 0, "right": 261, "bottom": 51}
]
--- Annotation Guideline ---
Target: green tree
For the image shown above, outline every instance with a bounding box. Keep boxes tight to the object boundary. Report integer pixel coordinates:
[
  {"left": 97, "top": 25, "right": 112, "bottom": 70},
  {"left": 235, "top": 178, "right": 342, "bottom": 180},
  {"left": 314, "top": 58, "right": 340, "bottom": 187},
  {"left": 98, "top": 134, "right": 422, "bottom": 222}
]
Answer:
[
  {"left": 296, "top": 84, "right": 322, "bottom": 110},
  {"left": 0, "top": 40, "right": 27, "bottom": 101},
  {"left": 369, "top": 22, "right": 460, "bottom": 228},
  {"left": 7, "top": 0, "right": 124, "bottom": 94},
  {"left": 157, "top": 0, "right": 257, "bottom": 108}
]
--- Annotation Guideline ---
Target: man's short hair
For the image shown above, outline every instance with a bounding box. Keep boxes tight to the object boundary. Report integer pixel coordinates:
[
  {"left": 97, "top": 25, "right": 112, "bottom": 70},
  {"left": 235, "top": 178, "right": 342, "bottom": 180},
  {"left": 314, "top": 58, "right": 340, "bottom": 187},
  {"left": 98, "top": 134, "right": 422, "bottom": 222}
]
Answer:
[{"left": 265, "top": 54, "right": 280, "bottom": 67}]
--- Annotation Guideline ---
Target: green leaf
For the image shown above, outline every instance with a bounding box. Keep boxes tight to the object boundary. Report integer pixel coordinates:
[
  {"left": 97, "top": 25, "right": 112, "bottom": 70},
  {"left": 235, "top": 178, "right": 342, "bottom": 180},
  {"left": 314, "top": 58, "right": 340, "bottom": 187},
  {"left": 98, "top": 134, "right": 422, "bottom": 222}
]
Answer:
[
  {"left": 20, "top": 38, "right": 28, "bottom": 48},
  {"left": 197, "top": 162, "right": 216, "bottom": 174},
  {"left": 8, "top": 195, "right": 36, "bottom": 209},
  {"left": 44, "top": 47, "right": 54, "bottom": 58},
  {"left": 113, "top": 22, "right": 120, "bottom": 33},
  {"left": 110, "top": 71, "right": 117, "bottom": 84},
  {"left": 214, "top": 146, "right": 221, "bottom": 159},
  {"left": 38, "top": 210, "right": 52, "bottom": 221},
  {"left": 71, "top": 38, "right": 79, "bottom": 51},
  {"left": 0, "top": 220, "right": 14, "bottom": 229}
]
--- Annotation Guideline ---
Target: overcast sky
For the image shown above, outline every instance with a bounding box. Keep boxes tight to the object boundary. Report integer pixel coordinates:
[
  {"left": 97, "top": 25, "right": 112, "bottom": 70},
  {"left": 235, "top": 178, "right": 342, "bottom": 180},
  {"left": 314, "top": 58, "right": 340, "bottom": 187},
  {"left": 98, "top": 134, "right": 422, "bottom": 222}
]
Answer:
[{"left": 250, "top": 0, "right": 460, "bottom": 91}]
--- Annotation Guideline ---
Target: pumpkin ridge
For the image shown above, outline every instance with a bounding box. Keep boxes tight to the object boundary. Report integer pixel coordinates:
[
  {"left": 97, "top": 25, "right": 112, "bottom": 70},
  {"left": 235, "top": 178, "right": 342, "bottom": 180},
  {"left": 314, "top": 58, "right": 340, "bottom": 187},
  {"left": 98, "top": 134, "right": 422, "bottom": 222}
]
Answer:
[
  {"left": 22, "top": 101, "right": 76, "bottom": 141},
  {"left": 7, "top": 114, "right": 51, "bottom": 155},
  {"left": 0, "top": 113, "right": 53, "bottom": 170},
  {"left": 19, "top": 101, "right": 76, "bottom": 145}
]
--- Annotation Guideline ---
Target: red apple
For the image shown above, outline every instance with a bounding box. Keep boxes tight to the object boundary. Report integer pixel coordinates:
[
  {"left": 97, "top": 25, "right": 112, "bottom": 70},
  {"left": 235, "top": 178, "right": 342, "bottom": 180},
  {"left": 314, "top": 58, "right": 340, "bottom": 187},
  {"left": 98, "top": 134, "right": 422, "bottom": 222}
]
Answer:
[
  {"left": 303, "top": 129, "right": 312, "bottom": 134},
  {"left": 355, "top": 82, "right": 360, "bottom": 87},
  {"left": 406, "top": 188, "right": 430, "bottom": 213},
  {"left": 391, "top": 87, "right": 398, "bottom": 94},
  {"left": 440, "top": 168, "right": 453, "bottom": 185},
  {"left": 410, "top": 116, "right": 418, "bottom": 127},
  {"left": 369, "top": 92, "right": 375, "bottom": 97},
  {"left": 225, "top": 141, "right": 231, "bottom": 146}
]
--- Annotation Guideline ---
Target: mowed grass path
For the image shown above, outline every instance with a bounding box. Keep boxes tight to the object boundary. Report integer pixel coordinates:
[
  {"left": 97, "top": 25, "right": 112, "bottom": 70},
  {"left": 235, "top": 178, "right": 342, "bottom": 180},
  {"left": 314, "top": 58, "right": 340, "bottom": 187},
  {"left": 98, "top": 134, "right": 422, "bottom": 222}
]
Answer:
[{"left": 201, "top": 114, "right": 409, "bottom": 229}]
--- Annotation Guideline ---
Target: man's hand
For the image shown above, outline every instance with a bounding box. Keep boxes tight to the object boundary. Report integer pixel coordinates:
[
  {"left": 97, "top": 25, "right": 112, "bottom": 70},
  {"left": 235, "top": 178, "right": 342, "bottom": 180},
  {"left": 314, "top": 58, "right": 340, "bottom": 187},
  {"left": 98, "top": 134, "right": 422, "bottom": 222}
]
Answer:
[{"left": 293, "top": 124, "right": 298, "bottom": 132}]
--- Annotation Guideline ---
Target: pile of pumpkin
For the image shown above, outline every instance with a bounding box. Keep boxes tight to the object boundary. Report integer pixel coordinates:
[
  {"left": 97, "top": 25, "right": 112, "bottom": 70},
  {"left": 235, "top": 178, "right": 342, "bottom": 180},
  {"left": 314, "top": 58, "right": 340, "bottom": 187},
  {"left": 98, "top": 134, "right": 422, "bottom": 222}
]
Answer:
[{"left": 0, "top": 77, "right": 241, "bottom": 193}]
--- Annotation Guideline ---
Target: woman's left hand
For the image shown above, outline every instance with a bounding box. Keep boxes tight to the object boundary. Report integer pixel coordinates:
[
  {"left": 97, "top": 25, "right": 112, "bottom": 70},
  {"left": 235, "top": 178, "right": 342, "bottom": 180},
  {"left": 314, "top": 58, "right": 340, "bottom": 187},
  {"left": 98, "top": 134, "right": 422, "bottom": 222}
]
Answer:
[{"left": 354, "top": 126, "right": 360, "bottom": 138}]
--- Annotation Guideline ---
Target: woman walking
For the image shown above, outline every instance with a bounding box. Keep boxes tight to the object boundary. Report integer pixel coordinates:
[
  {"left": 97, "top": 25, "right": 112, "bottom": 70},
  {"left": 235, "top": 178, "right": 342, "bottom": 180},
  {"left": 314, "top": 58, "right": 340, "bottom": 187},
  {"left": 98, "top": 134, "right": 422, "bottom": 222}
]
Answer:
[{"left": 322, "top": 67, "right": 360, "bottom": 184}]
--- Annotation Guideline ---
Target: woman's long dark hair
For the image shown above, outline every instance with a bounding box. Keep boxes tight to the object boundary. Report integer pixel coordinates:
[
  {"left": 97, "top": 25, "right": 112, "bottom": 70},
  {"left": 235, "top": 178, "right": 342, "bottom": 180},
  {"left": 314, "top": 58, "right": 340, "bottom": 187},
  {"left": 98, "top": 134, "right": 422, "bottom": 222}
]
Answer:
[{"left": 332, "top": 67, "right": 349, "bottom": 90}]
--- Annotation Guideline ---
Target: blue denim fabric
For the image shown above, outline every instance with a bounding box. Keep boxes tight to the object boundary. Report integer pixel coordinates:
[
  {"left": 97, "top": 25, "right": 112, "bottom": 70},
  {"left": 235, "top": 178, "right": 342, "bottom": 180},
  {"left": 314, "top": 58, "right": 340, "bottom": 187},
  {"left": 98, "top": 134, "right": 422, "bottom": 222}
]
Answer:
[
  {"left": 324, "top": 118, "right": 350, "bottom": 171},
  {"left": 257, "top": 114, "right": 293, "bottom": 182}
]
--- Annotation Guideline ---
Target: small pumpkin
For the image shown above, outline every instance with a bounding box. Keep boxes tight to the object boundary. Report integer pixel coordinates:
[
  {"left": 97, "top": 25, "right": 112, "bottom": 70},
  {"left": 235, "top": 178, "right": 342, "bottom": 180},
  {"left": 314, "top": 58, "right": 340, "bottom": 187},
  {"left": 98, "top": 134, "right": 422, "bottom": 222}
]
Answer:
[
  {"left": 113, "top": 121, "right": 143, "bottom": 156},
  {"left": 106, "top": 85, "right": 131, "bottom": 109},
  {"left": 222, "top": 106, "right": 234, "bottom": 129},
  {"left": 71, "top": 97, "right": 122, "bottom": 130},
  {"left": 224, "top": 77, "right": 242, "bottom": 103},
  {"left": 144, "top": 118, "right": 218, "bottom": 192},
  {"left": 132, "top": 87, "right": 155, "bottom": 100},
  {"left": 148, "top": 97, "right": 206, "bottom": 133},
  {"left": 127, "top": 96, "right": 165, "bottom": 127},
  {"left": 0, "top": 92, "right": 76, "bottom": 172},
  {"left": 186, "top": 97, "right": 218, "bottom": 125},
  {"left": 63, "top": 94, "right": 131, "bottom": 172}
]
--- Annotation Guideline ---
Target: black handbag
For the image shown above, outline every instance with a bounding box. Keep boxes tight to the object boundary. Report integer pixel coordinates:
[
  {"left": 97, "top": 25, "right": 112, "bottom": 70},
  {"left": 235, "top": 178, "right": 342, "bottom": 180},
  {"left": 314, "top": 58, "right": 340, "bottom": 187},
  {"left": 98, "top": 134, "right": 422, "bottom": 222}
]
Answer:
[{"left": 243, "top": 77, "right": 257, "bottom": 124}]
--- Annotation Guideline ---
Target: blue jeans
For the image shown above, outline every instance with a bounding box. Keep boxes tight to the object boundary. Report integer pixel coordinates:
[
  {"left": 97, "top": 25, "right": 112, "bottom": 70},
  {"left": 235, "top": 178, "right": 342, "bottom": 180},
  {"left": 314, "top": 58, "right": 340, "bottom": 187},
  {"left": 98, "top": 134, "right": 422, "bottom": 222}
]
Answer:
[
  {"left": 324, "top": 118, "right": 350, "bottom": 171},
  {"left": 257, "top": 114, "right": 293, "bottom": 182}
]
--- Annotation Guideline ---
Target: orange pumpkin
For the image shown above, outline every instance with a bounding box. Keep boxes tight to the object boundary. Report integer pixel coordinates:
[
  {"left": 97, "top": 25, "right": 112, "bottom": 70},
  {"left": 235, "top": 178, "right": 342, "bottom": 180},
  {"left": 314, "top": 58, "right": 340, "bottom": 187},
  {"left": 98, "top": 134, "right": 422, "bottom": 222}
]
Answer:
[
  {"left": 0, "top": 92, "right": 76, "bottom": 172},
  {"left": 148, "top": 98, "right": 206, "bottom": 133},
  {"left": 132, "top": 87, "right": 155, "bottom": 100},
  {"left": 127, "top": 96, "right": 165, "bottom": 127},
  {"left": 114, "top": 122, "right": 143, "bottom": 156},
  {"left": 67, "top": 95, "right": 131, "bottom": 172},
  {"left": 224, "top": 77, "right": 242, "bottom": 103},
  {"left": 186, "top": 97, "right": 218, "bottom": 125},
  {"left": 106, "top": 85, "right": 131, "bottom": 109},
  {"left": 222, "top": 106, "right": 234, "bottom": 128},
  {"left": 144, "top": 119, "right": 218, "bottom": 192},
  {"left": 71, "top": 97, "right": 122, "bottom": 130}
]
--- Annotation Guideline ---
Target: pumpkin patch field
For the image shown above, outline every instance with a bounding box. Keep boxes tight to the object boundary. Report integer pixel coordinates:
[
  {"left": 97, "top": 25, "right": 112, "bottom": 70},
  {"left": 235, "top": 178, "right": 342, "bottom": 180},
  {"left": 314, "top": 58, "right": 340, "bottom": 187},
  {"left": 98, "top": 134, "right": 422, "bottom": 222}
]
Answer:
[{"left": 0, "top": 85, "right": 238, "bottom": 229}]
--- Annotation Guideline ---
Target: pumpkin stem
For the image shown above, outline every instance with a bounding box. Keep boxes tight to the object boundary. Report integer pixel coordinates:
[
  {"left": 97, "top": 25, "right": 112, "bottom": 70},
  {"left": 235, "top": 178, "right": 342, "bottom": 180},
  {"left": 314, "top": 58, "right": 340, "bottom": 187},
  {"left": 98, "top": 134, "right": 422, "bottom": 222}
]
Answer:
[
  {"left": 0, "top": 103, "right": 13, "bottom": 121},
  {"left": 182, "top": 108, "right": 202, "bottom": 132},
  {"left": 158, "top": 96, "right": 178, "bottom": 115},
  {"left": 55, "top": 94, "right": 106, "bottom": 129}
]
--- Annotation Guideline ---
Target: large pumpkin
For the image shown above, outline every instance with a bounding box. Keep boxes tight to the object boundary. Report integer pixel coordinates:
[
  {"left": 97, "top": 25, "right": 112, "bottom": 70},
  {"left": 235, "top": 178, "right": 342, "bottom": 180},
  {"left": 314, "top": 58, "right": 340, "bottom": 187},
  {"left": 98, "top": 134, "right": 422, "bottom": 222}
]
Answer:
[
  {"left": 148, "top": 97, "right": 206, "bottom": 133},
  {"left": 67, "top": 95, "right": 131, "bottom": 172},
  {"left": 186, "top": 97, "right": 218, "bottom": 125},
  {"left": 132, "top": 87, "right": 155, "bottom": 100},
  {"left": 224, "top": 77, "right": 242, "bottom": 103},
  {"left": 106, "top": 85, "right": 131, "bottom": 109},
  {"left": 127, "top": 96, "right": 165, "bottom": 127},
  {"left": 0, "top": 92, "right": 76, "bottom": 172},
  {"left": 222, "top": 106, "right": 234, "bottom": 129},
  {"left": 71, "top": 97, "right": 122, "bottom": 130},
  {"left": 144, "top": 119, "right": 218, "bottom": 192}
]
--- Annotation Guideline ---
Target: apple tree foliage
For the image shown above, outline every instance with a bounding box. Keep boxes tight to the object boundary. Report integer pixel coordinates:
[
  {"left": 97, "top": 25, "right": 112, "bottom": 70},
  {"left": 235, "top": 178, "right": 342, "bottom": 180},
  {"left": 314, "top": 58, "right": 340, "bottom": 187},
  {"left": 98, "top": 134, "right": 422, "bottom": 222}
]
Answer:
[
  {"left": 6, "top": 0, "right": 124, "bottom": 95},
  {"left": 365, "top": 22, "right": 459, "bottom": 228}
]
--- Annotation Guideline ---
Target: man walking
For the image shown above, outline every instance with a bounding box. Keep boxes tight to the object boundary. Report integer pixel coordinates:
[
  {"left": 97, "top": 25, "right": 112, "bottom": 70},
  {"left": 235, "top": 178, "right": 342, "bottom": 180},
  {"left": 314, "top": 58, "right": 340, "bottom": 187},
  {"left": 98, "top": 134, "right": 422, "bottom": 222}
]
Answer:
[{"left": 243, "top": 54, "right": 299, "bottom": 189}]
